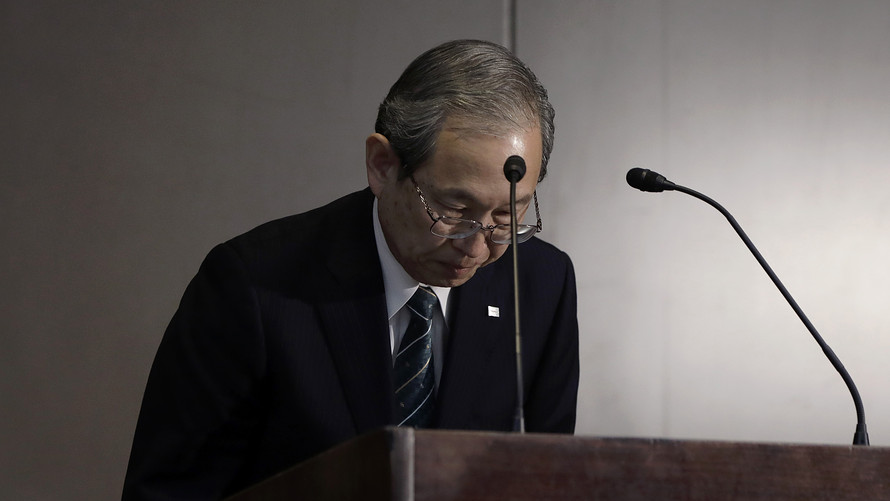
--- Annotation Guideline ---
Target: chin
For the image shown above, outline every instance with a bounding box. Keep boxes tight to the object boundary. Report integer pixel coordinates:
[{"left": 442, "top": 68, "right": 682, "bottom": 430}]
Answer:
[
  {"left": 434, "top": 268, "right": 478, "bottom": 287},
  {"left": 410, "top": 259, "right": 488, "bottom": 288},
  {"left": 438, "top": 277, "right": 472, "bottom": 288}
]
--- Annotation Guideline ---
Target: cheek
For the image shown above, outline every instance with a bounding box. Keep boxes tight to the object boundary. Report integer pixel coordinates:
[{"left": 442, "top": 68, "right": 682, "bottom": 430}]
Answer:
[
  {"left": 390, "top": 196, "right": 427, "bottom": 243},
  {"left": 404, "top": 215, "right": 445, "bottom": 256},
  {"left": 483, "top": 243, "right": 507, "bottom": 265}
]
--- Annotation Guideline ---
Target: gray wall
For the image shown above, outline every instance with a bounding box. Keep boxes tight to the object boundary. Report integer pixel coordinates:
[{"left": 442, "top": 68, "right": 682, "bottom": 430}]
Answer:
[
  {"left": 3, "top": 1, "right": 889, "bottom": 499},
  {"left": 521, "top": 0, "right": 890, "bottom": 445}
]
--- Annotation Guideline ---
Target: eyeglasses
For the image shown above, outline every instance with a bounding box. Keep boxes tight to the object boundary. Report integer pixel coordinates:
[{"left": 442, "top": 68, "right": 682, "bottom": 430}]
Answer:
[{"left": 410, "top": 175, "right": 542, "bottom": 245}]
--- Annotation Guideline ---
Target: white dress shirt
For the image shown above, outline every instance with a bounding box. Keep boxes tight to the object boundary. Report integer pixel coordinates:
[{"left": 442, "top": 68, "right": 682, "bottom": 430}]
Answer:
[{"left": 372, "top": 199, "right": 451, "bottom": 389}]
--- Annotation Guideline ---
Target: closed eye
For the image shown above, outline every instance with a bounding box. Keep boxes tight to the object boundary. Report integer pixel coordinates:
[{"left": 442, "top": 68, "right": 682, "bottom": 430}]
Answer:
[
  {"left": 492, "top": 211, "right": 512, "bottom": 225},
  {"left": 436, "top": 204, "right": 467, "bottom": 219}
]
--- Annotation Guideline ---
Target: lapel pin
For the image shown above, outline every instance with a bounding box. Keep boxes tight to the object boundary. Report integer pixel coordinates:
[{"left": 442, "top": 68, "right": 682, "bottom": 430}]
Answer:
[{"left": 487, "top": 306, "right": 500, "bottom": 318}]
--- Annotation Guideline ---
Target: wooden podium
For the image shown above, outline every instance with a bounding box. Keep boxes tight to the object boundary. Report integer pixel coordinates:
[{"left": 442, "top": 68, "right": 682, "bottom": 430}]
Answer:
[{"left": 226, "top": 428, "right": 890, "bottom": 500}]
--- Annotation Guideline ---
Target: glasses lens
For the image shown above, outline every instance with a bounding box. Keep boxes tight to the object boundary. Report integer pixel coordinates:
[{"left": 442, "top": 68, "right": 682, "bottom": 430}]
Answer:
[
  {"left": 431, "top": 218, "right": 481, "bottom": 239},
  {"left": 431, "top": 218, "right": 539, "bottom": 244},
  {"left": 490, "top": 225, "right": 538, "bottom": 245}
]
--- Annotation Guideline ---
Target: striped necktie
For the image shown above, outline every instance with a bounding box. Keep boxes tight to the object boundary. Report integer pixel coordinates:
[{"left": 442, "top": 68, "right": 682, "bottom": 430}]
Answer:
[{"left": 394, "top": 286, "right": 438, "bottom": 427}]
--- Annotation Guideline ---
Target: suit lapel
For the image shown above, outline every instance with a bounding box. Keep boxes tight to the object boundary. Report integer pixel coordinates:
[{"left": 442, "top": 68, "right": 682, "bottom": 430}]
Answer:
[
  {"left": 436, "top": 262, "right": 513, "bottom": 428},
  {"left": 316, "top": 294, "right": 391, "bottom": 433},
  {"left": 314, "top": 190, "right": 394, "bottom": 434}
]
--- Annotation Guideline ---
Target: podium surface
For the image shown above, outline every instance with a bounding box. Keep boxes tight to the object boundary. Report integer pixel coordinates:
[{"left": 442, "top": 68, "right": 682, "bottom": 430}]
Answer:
[{"left": 227, "top": 428, "right": 890, "bottom": 500}]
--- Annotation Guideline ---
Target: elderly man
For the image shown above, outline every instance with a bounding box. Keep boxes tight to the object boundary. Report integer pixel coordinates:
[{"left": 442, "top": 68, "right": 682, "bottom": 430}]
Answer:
[{"left": 123, "top": 39, "right": 578, "bottom": 500}]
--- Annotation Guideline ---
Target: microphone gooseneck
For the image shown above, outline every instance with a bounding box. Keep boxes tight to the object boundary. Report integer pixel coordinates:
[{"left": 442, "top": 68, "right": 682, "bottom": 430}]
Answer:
[
  {"left": 627, "top": 168, "right": 869, "bottom": 446},
  {"left": 505, "top": 155, "right": 526, "bottom": 433}
]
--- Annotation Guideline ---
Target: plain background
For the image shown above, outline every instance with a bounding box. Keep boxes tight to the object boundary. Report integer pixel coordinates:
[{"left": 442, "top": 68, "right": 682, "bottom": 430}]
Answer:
[{"left": 3, "top": 1, "right": 889, "bottom": 498}]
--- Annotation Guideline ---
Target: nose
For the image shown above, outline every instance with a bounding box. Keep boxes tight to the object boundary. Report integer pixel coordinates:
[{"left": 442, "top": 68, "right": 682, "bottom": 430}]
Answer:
[{"left": 450, "top": 230, "right": 490, "bottom": 259}]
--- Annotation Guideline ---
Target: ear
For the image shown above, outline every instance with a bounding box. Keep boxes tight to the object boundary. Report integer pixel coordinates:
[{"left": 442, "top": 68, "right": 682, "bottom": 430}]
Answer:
[{"left": 365, "top": 133, "right": 402, "bottom": 196}]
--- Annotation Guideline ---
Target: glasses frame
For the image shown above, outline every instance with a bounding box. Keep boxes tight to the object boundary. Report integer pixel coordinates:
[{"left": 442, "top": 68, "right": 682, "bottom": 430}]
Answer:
[{"left": 409, "top": 175, "right": 543, "bottom": 245}]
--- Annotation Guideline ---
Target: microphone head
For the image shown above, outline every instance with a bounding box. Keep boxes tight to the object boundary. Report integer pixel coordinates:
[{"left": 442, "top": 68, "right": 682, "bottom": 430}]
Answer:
[
  {"left": 626, "top": 167, "right": 674, "bottom": 192},
  {"left": 504, "top": 155, "right": 526, "bottom": 183}
]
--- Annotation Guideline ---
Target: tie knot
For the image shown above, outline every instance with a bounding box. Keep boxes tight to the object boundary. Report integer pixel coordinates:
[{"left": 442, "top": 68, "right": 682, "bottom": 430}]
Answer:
[{"left": 408, "top": 286, "right": 438, "bottom": 320}]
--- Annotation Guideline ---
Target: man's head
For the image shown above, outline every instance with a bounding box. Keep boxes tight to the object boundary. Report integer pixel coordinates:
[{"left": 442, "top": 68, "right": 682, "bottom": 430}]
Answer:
[
  {"left": 366, "top": 40, "right": 554, "bottom": 287},
  {"left": 374, "top": 39, "right": 555, "bottom": 181}
]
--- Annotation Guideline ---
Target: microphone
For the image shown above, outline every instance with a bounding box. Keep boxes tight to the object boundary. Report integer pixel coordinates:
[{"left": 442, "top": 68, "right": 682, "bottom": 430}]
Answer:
[
  {"left": 626, "top": 167, "right": 674, "bottom": 192},
  {"left": 626, "top": 168, "right": 869, "bottom": 446},
  {"left": 504, "top": 155, "right": 527, "bottom": 183},
  {"left": 504, "top": 155, "right": 526, "bottom": 433}
]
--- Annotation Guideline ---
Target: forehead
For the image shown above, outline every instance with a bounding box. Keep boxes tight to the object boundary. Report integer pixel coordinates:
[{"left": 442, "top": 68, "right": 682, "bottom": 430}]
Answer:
[
  {"left": 425, "top": 125, "right": 542, "bottom": 182},
  {"left": 413, "top": 125, "right": 542, "bottom": 210}
]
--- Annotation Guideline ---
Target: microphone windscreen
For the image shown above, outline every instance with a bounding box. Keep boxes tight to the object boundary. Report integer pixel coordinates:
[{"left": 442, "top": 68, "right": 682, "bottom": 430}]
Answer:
[
  {"left": 626, "top": 168, "right": 670, "bottom": 192},
  {"left": 504, "top": 155, "right": 527, "bottom": 182}
]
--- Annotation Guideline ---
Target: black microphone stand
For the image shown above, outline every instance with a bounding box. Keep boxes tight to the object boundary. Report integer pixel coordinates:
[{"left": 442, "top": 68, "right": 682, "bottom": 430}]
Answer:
[
  {"left": 627, "top": 168, "right": 869, "bottom": 445},
  {"left": 505, "top": 155, "right": 526, "bottom": 433}
]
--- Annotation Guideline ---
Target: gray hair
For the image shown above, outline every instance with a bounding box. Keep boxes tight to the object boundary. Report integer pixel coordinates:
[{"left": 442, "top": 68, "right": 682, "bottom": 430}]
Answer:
[{"left": 375, "top": 39, "right": 555, "bottom": 181}]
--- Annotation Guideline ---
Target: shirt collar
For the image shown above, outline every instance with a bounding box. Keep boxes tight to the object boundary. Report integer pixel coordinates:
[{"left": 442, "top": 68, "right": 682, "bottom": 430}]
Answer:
[{"left": 373, "top": 198, "right": 450, "bottom": 322}]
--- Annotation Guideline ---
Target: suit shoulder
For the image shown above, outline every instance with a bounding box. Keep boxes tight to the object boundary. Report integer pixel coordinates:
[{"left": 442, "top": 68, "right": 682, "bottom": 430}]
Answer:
[
  {"left": 522, "top": 237, "right": 574, "bottom": 269},
  {"left": 212, "top": 189, "right": 371, "bottom": 260},
  {"left": 197, "top": 189, "right": 376, "bottom": 286},
  {"left": 482, "top": 236, "right": 575, "bottom": 290},
  {"left": 230, "top": 190, "right": 373, "bottom": 249}
]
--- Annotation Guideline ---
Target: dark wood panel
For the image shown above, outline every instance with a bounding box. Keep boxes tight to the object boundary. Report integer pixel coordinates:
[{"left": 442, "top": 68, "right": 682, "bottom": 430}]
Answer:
[
  {"left": 228, "top": 428, "right": 890, "bottom": 500},
  {"left": 414, "top": 430, "right": 889, "bottom": 500}
]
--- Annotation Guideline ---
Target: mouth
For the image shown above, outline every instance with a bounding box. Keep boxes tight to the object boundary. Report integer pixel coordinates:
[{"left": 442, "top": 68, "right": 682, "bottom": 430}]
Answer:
[{"left": 441, "top": 261, "right": 477, "bottom": 278}]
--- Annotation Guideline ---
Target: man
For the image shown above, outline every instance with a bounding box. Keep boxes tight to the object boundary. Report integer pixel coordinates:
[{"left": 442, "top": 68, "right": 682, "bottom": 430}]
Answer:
[{"left": 123, "top": 39, "right": 579, "bottom": 500}]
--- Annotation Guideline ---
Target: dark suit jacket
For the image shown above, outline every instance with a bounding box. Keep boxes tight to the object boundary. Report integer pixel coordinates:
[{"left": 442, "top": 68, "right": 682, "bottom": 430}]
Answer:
[{"left": 123, "top": 189, "right": 579, "bottom": 500}]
